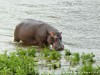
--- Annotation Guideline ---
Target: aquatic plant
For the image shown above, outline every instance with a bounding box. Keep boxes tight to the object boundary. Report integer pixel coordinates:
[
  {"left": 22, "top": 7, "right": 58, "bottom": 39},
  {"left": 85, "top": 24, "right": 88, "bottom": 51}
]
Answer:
[
  {"left": 41, "top": 48, "right": 61, "bottom": 61},
  {"left": 41, "top": 48, "right": 51, "bottom": 58},
  {"left": 81, "top": 52, "right": 95, "bottom": 65},
  {"left": 0, "top": 48, "right": 39, "bottom": 75},
  {"left": 40, "top": 48, "right": 61, "bottom": 70},
  {"left": 65, "top": 49, "right": 71, "bottom": 56},
  {"left": 64, "top": 49, "right": 72, "bottom": 61},
  {"left": 78, "top": 64, "right": 100, "bottom": 75},
  {"left": 0, "top": 47, "right": 99, "bottom": 75},
  {"left": 16, "top": 47, "right": 36, "bottom": 57},
  {"left": 49, "top": 61, "right": 61, "bottom": 70},
  {"left": 69, "top": 52, "right": 80, "bottom": 66},
  {"left": 49, "top": 50, "right": 61, "bottom": 60}
]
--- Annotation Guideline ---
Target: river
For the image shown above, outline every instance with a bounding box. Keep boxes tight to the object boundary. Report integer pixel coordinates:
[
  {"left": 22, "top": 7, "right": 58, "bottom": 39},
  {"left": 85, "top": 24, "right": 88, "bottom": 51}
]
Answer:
[{"left": 0, "top": 0, "right": 100, "bottom": 74}]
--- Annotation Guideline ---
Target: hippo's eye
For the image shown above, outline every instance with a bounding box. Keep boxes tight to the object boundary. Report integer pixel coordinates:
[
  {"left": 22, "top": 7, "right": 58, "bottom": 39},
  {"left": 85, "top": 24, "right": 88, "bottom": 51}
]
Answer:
[{"left": 59, "top": 37, "right": 62, "bottom": 40}]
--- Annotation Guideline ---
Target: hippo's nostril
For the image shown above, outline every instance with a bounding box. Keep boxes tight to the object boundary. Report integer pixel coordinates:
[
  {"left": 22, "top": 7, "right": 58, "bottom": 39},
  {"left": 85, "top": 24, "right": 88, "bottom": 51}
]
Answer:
[{"left": 60, "top": 45, "right": 64, "bottom": 50}]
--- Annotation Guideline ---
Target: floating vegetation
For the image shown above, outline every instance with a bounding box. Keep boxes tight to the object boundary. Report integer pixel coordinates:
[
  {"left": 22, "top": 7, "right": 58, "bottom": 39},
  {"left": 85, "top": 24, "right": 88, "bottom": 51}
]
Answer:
[
  {"left": 39, "top": 48, "right": 61, "bottom": 69},
  {"left": 0, "top": 48, "right": 39, "bottom": 75},
  {"left": 69, "top": 52, "right": 80, "bottom": 66},
  {"left": 0, "top": 47, "right": 99, "bottom": 75},
  {"left": 16, "top": 47, "right": 36, "bottom": 57},
  {"left": 81, "top": 52, "right": 95, "bottom": 65},
  {"left": 65, "top": 49, "right": 96, "bottom": 66},
  {"left": 78, "top": 64, "right": 100, "bottom": 75},
  {"left": 41, "top": 48, "right": 61, "bottom": 61},
  {"left": 65, "top": 49, "right": 71, "bottom": 56}
]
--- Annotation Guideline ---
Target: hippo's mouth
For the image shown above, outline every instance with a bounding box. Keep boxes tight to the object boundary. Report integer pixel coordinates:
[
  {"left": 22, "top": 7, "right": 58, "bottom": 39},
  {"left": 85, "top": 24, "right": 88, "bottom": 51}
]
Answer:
[
  {"left": 50, "top": 44, "right": 55, "bottom": 50},
  {"left": 50, "top": 43, "right": 64, "bottom": 50}
]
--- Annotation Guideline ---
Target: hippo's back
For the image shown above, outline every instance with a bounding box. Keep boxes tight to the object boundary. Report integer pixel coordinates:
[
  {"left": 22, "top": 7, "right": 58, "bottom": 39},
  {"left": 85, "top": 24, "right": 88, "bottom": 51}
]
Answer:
[
  {"left": 16, "top": 19, "right": 48, "bottom": 33},
  {"left": 14, "top": 19, "right": 50, "bottom": 42}
]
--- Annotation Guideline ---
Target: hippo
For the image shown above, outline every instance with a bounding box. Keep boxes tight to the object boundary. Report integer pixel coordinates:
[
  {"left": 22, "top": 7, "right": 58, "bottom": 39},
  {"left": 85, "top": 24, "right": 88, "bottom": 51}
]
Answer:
[{"left": 14, "top": 19, "right": 64, "bottom": 50}]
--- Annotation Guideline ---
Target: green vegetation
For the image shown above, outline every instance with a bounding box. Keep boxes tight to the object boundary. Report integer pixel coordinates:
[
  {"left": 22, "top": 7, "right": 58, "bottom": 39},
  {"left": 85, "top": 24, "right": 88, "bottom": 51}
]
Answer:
[
  {"left": 69, "top": 52, "right": 80, "bottom": 66},
  {"left": 64, "top": 50, "right": 100, "bottom": 75},
  {"left": 65, "top": 50, "right": 80, "bottom": 66},
  {"left": 65, "top": 49, "right": 71, "bottom": 56},
  {"left": 0, "top": 47, "right": 99, "bottom": 75},
  {"left": 78, "top": 64, "right": 100, "bottom": 75},
  {"left": 0, "top": 48, "right": 38, "bottom": 75},
  {"left": 40, "top": 48, "right": 61, "bottom": 69},
  {"left": 41, "top": 48, "right": 61, "bottom": 61},
  {"left": 81, "top": 52, "right": 95, "bottom": 65}
]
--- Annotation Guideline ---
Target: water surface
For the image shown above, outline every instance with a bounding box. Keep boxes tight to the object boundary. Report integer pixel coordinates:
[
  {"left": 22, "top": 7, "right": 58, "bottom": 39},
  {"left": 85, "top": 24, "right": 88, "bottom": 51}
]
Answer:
[{"left": 0, "top": 0, "right": 100, "bottom": 74}]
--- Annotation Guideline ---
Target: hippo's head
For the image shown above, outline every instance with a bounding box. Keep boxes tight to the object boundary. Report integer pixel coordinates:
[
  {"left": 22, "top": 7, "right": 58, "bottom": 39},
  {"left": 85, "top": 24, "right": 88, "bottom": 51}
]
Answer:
[{"left": 47, "top": 32, "right": 64, "bottom": 50}]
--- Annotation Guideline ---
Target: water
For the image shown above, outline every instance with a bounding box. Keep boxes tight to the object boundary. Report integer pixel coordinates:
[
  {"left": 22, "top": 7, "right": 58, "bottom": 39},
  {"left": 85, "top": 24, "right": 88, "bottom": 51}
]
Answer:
[{"left": 0, "top": 0, "right": 100, "bottom": 74}]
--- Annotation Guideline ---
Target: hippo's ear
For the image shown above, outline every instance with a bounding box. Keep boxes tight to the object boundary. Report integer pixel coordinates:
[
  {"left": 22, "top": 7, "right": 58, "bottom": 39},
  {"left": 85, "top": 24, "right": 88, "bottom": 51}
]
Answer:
[
  {"left": 60, "top": 32, "right": 62, "bottom": 34},
  {"left": 47, "top": 36, "right": 54, "bottom": 44},
  {"left": 49, "top": 32, "right": 55, "bottom": 37}
]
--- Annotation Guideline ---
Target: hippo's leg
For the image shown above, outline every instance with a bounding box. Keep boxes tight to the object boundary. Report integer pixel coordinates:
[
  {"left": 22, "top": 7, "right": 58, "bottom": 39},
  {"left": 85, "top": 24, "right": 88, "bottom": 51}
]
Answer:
[
  {"left": 14, "top": 37, "right": 20, "bottom": 42},
  {"left": 38, "top": 41, "right": 49, "bottom": 47},
  {"left": 14, "top": 25, "right": 20, "bottom": 42}
]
